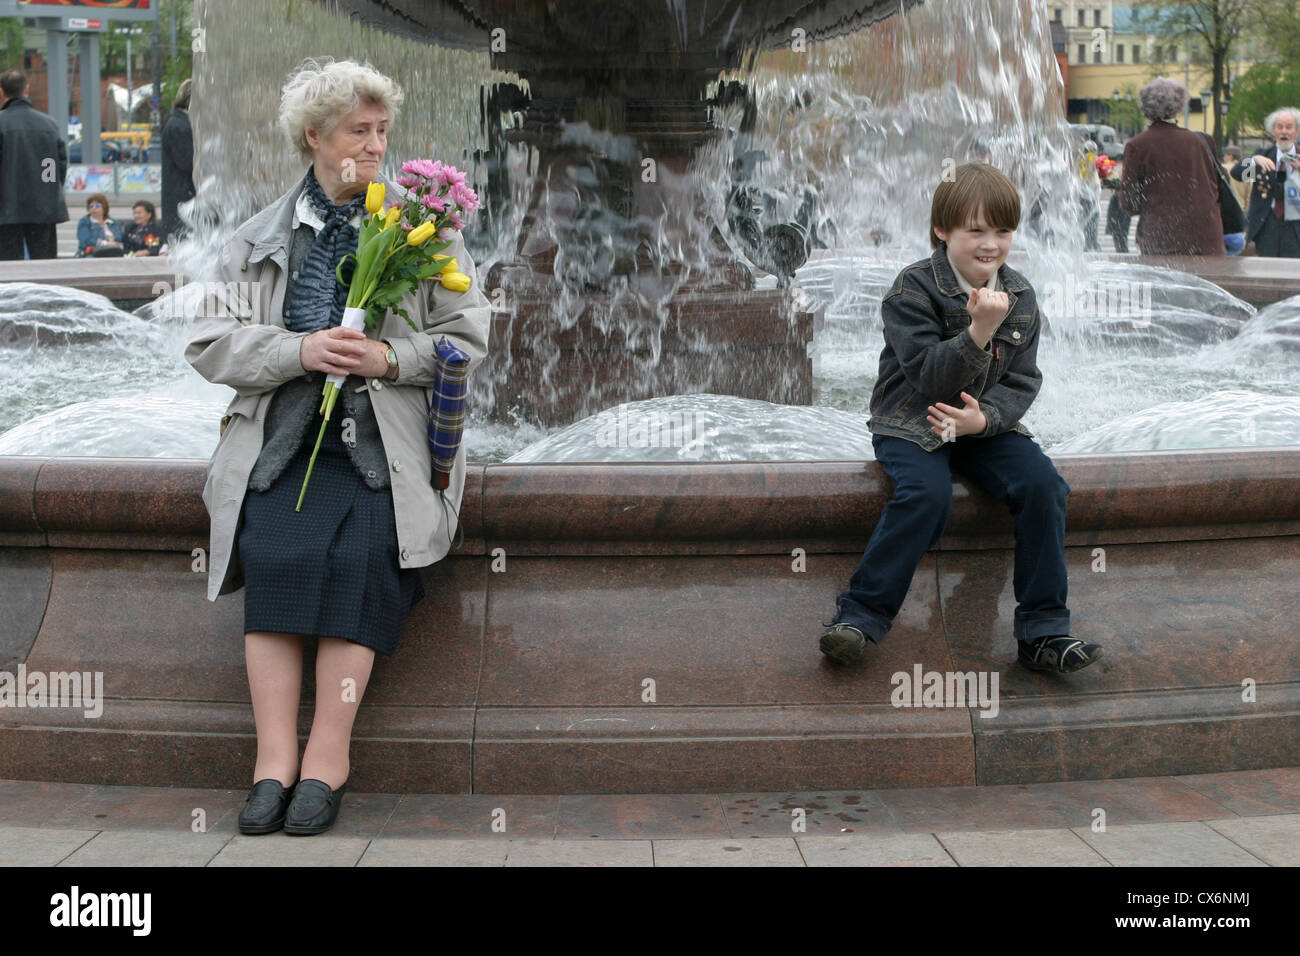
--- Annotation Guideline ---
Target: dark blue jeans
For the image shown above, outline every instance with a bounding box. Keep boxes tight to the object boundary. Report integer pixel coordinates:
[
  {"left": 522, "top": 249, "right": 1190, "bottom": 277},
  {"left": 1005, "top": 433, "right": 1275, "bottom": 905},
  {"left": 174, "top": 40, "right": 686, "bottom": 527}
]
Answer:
[{"left": 836, "top": 432, "right": 1070, "bottom": 643}]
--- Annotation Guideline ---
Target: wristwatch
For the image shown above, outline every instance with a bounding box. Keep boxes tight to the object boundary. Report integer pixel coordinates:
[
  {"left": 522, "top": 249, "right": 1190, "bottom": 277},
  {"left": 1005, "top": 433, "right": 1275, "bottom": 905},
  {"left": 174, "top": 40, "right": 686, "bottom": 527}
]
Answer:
[{"left": 382, "top": 341, "right": 399, "bottom": 380}]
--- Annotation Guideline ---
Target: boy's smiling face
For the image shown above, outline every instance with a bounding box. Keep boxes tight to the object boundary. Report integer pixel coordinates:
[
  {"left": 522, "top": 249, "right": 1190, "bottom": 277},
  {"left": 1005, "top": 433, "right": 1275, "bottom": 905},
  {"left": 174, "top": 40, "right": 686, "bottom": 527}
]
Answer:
[{"left": 934, "top": 208, "right": 1013, "bottom": 288}]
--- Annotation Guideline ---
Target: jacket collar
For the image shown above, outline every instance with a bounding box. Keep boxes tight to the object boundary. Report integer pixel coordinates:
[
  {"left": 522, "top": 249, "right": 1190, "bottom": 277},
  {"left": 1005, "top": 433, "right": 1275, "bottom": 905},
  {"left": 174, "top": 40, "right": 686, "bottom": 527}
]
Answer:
[
  {"left": 238, "top": 172, "right": 308, "bottom": 265},
  {"left": 929, "top": 242, "right": 1029, "bottom": 298},
  {"left": 1, "top": 96, "right": 32, "bottom": 111}
]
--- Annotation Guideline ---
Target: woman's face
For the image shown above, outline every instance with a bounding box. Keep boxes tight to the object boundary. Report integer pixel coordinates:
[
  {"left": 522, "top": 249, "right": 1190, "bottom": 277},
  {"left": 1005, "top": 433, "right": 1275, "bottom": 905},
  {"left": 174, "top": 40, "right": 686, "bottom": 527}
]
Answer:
[
  {"left": 307, "top": 100, "right": 388, "bottom": 194},
  {"left": 87, "top": 200, "right": 105, "bottom": 220},
  {"left": 132, "top": 206, "right": 151, "bottom": 226}
]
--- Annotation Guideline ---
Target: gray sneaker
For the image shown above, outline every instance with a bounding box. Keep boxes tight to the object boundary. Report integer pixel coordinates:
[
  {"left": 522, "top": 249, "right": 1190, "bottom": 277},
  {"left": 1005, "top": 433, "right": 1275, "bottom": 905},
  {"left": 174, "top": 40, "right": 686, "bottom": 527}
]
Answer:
[{"left": 819, "top": 622, "right": 868, "bottom": 665}]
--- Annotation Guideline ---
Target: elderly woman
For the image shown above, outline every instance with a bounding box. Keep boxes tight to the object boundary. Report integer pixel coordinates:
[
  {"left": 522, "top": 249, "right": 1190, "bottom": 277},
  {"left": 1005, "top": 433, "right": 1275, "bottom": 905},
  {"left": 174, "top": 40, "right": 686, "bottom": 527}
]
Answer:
[
  {"left": 1118, "top": 78, "right": 1223, "bottom": 255},
  {"left": 1230, "top": 106, "right": 1300, "bottom": 258},
  {"left": 121, "top": 200, "right": 163, "bottom": 256},
  {"left": 75, "top": 193, "right": 124, "bottom": 257},
  {"left": 186, "top": 58, "right": 490, "bottom": 835}
]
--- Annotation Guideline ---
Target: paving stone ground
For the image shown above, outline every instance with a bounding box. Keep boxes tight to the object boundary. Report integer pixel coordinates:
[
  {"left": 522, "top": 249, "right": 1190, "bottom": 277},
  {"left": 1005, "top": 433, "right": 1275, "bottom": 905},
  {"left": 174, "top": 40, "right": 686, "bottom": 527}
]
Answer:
[{"left": 0, "top": 768, "right": 1294, "bottom": 867}]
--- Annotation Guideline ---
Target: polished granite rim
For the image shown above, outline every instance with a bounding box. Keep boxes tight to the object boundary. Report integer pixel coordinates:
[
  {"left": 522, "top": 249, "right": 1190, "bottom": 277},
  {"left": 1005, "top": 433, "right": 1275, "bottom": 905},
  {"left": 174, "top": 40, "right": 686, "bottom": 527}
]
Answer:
[
  {"left": 2, "top": 447, "right": 1299, "bottom": 549},
  {"left": 1, "top": 450, "right": 1296, "bottom": 794}
]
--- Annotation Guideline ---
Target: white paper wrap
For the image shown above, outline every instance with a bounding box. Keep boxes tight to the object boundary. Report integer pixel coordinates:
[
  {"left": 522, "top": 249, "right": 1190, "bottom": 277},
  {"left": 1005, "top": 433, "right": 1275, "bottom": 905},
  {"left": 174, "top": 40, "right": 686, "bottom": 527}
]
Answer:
[{"left": 324, "top": 306, "right": 369, "bottom": 390}]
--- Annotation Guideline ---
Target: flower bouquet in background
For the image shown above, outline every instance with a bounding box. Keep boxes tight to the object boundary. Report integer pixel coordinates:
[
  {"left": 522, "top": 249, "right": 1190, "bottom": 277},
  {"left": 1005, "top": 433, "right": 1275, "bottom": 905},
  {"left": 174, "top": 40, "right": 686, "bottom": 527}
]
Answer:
[
  {"left": 1096, "top": 154, "right": 1119, "bottom": 189},
  {"left": 296, "top": 160, "right": 479, "bottom": 512}
]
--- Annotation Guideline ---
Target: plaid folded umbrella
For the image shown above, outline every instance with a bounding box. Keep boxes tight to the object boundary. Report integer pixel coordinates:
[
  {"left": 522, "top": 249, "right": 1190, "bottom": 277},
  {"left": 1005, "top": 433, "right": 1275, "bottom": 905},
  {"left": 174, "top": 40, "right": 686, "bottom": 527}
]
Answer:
[{"left": 427, "top": 336, "right": 471, "bottom": 491}]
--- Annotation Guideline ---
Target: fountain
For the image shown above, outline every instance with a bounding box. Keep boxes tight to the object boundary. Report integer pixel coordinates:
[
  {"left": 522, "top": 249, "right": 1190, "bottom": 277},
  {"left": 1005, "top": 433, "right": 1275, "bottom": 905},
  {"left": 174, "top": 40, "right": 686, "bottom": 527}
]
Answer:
[{"left": 1, "top": 0, "right": 1298, "bottom": 793}]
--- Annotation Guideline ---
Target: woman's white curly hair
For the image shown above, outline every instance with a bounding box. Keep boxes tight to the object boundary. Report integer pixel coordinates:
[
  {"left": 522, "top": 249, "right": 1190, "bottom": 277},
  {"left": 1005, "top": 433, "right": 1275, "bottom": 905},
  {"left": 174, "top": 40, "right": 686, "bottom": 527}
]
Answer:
[
  {"left": 1138, "top": 77, "right": 1187, "bottom": 122},
  {"left": 278, "top": 57, "right": 404, "bottom": 164}
]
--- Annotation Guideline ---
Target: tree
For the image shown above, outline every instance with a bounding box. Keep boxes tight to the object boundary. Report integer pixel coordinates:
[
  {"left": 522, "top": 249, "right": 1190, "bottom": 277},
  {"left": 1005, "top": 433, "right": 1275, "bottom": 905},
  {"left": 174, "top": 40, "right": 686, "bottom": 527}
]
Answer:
[
  {"left": 1, "top": 17, "right": 27, "bottom": 70},
  {"left": 1107, "top": 87, "right": 1146, "bottom": 137},
  {"left": 156, "top": 0, "right": 194, "bottom": 117},
  {"left": 1131, "top": 1, "right": 1256, "bottom": 149},
  {"left": 1251, "top": 0, "right": 1300, "bottom": 63},
  {"left": 1227, "top": 62, "right": 1300, "bottom": 138}
]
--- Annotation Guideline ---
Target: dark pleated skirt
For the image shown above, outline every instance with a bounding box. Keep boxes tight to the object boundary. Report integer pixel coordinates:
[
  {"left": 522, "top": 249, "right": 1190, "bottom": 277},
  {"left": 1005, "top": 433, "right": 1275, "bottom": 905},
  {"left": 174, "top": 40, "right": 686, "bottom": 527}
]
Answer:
[{"left": 238, "top": 411, "right": 424, "bottom": 655}]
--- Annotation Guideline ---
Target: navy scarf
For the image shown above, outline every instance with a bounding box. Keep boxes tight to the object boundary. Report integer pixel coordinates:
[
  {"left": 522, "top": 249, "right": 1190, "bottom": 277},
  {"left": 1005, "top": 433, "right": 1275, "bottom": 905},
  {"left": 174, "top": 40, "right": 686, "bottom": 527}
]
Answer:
[{"left": 283, "top": 166, "right": 368, "bottom": 333}]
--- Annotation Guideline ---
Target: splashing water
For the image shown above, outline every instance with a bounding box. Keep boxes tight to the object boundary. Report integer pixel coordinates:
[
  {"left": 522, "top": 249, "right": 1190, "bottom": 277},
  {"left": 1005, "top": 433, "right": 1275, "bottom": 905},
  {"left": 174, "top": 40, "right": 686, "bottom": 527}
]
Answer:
[{"left": 3, "top": 0, "right": 1299, "bottom": 459}]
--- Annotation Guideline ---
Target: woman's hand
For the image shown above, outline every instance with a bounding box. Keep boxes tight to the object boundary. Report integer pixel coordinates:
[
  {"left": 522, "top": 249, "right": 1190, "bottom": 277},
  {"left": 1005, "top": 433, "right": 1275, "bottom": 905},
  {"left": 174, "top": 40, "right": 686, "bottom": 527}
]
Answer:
[
  {"left": 300, "top": 327, "right": 390, "bottom": 378},
  {"left": 927, "top": 392, "right": 987, "bottom": 440}
]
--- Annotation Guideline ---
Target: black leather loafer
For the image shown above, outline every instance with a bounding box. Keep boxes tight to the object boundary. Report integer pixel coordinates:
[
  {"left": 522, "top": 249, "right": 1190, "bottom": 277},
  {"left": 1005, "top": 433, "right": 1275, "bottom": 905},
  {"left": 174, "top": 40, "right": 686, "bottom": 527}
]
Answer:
[
  {"left": 283, "top": 779, "right": 347, "bottom": 836},
  {"left": 238, "top": 779, "right": 296, "bottom": 835}
]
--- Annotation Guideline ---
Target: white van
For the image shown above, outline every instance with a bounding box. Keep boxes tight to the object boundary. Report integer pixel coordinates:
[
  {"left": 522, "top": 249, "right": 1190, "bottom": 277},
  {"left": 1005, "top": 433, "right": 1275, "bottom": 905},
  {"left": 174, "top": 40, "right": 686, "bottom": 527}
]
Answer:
[{"left": 1070, "top": 123, "right": 1126, "bottom": 158}]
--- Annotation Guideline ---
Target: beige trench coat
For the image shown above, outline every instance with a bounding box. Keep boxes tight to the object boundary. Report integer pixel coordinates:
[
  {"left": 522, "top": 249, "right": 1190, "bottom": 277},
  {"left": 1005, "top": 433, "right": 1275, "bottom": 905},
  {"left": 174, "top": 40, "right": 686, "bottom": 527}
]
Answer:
[{"left": 185, "top": 175, "right": 491, "bottom": 602}]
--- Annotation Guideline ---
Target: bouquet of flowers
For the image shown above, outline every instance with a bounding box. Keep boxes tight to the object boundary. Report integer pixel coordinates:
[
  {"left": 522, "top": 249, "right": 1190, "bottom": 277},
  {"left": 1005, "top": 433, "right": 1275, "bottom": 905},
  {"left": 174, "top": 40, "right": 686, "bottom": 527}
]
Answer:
[
  {"left": 295, "top": 159, "right": 478, "bottom": 511},
  {"left": 1096, "top": 154, "right": 1119, "bottom": 189}
]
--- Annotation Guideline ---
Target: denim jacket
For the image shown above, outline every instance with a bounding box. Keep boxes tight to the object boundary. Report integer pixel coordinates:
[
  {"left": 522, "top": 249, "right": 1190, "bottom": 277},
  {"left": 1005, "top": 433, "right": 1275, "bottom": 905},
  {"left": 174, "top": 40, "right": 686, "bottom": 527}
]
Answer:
[{"left": 867, "top": 244, "right": 1042, "bottom": 452}]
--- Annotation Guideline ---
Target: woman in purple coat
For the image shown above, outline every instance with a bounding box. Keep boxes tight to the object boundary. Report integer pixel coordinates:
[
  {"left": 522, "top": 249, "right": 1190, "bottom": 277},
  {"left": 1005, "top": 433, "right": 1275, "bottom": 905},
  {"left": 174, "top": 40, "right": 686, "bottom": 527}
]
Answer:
[{"left": 1118, "top": 78, "right": 1223, "bottom": 256}]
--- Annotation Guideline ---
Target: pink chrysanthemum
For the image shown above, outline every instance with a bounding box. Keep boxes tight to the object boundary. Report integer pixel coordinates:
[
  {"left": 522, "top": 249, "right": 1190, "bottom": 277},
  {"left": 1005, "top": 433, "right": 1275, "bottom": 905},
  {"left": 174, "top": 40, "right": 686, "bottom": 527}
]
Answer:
[
  {"left": 435, "top": 165, "right": 466, "bottom": 187},
  {"left": 437, "top": 226, "right": 457, "bottom": 240},
  {"left": 421, "top": 193, "right": 447, "bottom": 213},
  {"left": 449, "top": 181, "right": 478, "bottom": 214},
  {"left": 400, "top": 158, "right": 439, "bottom": 179},
  {"left": 395, "top": 174, "right": 420, "bottom": 189}
]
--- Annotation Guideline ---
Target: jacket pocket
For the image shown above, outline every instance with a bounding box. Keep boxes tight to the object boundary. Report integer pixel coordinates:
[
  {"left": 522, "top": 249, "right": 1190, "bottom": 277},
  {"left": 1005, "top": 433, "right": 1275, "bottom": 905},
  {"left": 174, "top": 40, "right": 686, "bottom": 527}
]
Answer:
[
  {"left": 990, "top": 320, "right": 1029, "bottom": 378},
  {"left": 219, "top": 393, "right": 261, "bottom": 436}
]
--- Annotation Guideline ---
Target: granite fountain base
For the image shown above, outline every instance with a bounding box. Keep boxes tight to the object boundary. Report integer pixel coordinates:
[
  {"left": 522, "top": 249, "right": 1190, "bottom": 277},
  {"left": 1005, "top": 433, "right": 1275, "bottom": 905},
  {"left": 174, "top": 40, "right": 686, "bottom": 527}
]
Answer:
[{"left": 1, "top": 450, "right": 1297, "bottom": 793}]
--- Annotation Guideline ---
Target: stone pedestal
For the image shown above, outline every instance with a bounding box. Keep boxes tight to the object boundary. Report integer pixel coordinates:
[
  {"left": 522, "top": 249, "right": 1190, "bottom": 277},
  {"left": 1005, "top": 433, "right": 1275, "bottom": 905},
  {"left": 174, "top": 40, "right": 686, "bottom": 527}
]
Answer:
[{"left": 2, "top": 450, "right": 1298, "bottom": 793}]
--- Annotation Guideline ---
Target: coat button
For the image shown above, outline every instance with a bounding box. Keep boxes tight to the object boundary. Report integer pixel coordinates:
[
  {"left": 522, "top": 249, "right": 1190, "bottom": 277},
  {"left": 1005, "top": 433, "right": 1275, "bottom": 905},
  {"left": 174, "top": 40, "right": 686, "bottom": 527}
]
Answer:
[
  {"left": 392, "top": 460, "right": 402, "bottom": 473},
  {"left": 366, "top": 469, "right": 377, "bottom": 479},
  {"left": 372, "top": 379, "right": 384, "bottom": 390},
  {"left": 400, "top": 548, "right": 409, "bottom": 561},
  {"left": 1012, "top": 330, "right": 1021, "bottom": 340}
]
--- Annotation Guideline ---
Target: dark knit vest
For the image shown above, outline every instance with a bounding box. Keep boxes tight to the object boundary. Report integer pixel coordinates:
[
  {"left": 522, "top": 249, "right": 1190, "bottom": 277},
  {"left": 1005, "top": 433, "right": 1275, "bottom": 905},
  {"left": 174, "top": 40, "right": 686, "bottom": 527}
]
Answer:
[{"left": 247, "top": 221, "right": 391, "bottom": 493}]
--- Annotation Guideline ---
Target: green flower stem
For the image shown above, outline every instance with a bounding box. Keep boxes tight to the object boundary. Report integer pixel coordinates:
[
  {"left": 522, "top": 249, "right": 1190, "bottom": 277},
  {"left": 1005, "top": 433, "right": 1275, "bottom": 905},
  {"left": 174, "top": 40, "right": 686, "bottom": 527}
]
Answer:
[{"left": 296, "top": 383, "right": 341, "bottom": 512}]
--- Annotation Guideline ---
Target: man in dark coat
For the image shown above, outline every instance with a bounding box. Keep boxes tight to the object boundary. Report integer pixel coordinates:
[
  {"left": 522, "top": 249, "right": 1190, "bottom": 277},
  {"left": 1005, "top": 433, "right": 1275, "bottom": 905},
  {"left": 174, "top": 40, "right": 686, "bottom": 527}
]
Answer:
[
  {"left": 161, "top": 78, "right": 195, "bottom": 243},
  {"left": 1230, "top": 107, "right": 1300, "bottom": 258},
  {"left": 1118, "top": 78, "right": 1223, "bottom": 256},
  {"left": 0, "top": 70, "right": 69, "bottom": 259}
]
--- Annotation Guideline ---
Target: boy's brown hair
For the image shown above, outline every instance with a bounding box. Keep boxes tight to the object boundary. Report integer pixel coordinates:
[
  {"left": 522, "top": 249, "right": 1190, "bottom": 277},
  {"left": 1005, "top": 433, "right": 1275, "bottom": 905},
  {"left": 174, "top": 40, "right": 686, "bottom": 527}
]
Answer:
[{"left": 930, "top": 162, "right": 1021, "bottom": 249}]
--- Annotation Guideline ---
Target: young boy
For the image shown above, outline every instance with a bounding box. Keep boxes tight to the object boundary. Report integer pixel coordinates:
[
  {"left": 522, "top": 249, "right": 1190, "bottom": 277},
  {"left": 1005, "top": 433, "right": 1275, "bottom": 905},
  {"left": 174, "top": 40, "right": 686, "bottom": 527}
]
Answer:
[{"left": 819, "top": 162, "right": 1104, "bottom": 674}]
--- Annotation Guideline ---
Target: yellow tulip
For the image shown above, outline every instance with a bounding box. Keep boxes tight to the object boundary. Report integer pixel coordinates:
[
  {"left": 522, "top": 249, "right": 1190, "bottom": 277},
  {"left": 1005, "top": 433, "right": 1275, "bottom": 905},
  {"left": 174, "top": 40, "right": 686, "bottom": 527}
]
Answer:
[
  {"left": 407, "top": 221, "right": 437, "bottom": 246},
  {"left": 381, "top": 206, "right": 402, "bottom": 230},
  {"left": 440, "top": 271, "right": 471, "bottom": 293},
  {"left": 440, "top": 257, "right": 459, "bottom": 274},
  {"left": 365, "top": 181, "right": 385, "bottom": 215}
]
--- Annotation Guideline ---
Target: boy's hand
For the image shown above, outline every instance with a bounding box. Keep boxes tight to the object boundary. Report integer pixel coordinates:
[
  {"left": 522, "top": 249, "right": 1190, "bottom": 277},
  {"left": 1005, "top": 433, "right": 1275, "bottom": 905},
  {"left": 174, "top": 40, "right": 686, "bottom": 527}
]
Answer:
[
  {"left": 928, "top": 392, "right": 987, "bottom": 440},
  {"left": 966, "top": 287, "right": 1010, "bottom": 348}
]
